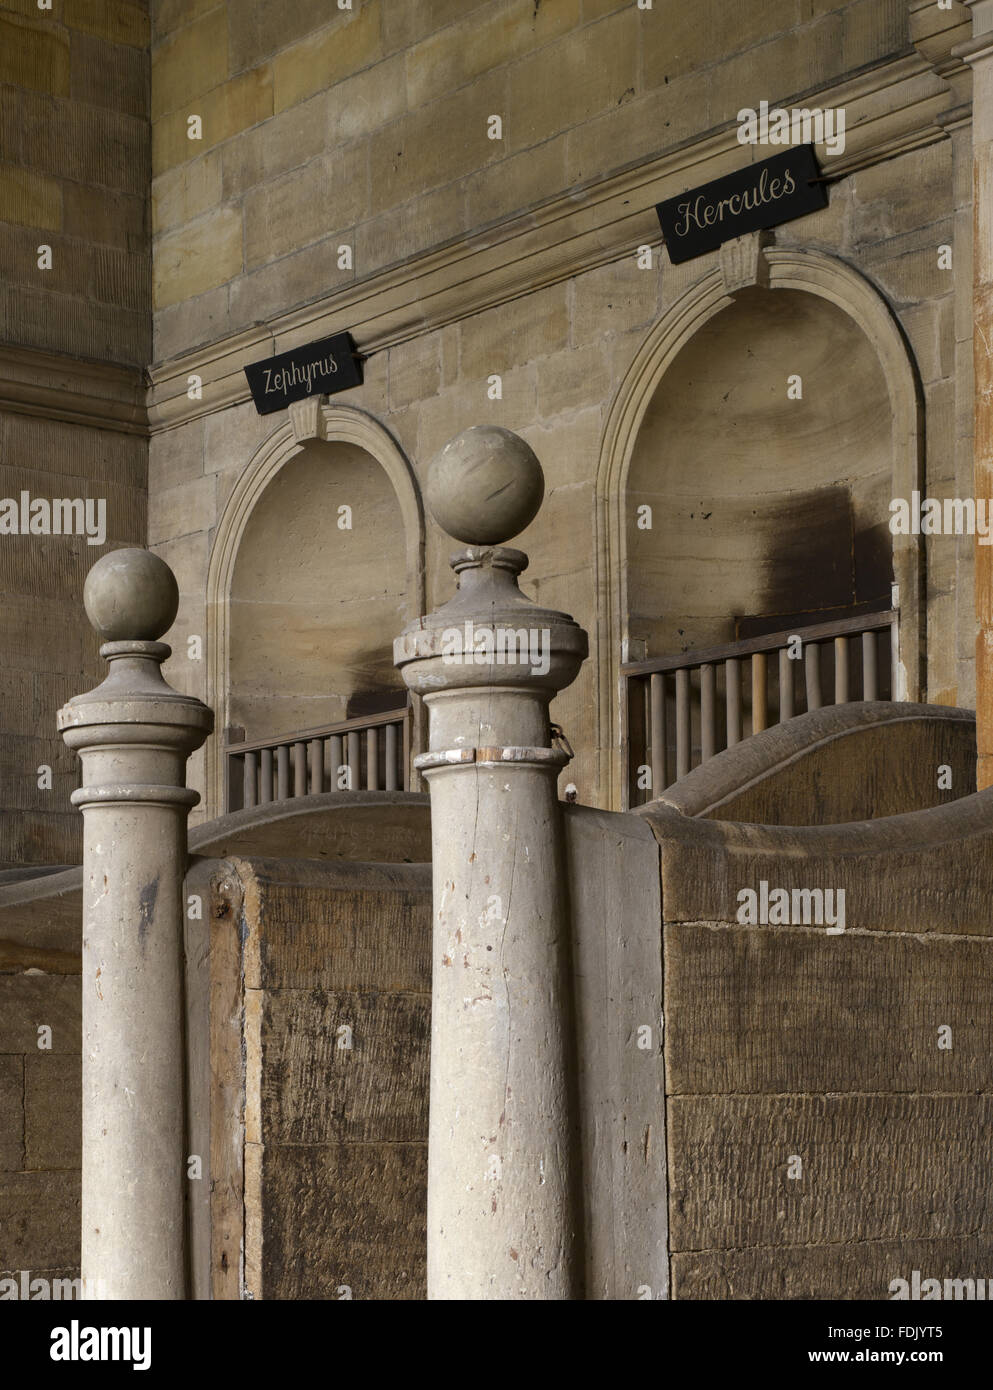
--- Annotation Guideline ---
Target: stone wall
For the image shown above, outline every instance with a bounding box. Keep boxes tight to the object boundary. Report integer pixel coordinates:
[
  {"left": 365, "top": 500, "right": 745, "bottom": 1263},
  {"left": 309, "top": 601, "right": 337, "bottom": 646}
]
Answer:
[
  {"left": 0, "top": 0, "right": 151, "bottom": 865},
  {"left": 146, "top": 1, "right": 976, "bottom": 816},
  {"left": 0, "top": 416, "right": 147, "bottom": 865},
  {"left": 0, "top": 950, "right": 81, "bottom": 1290},
  {"left": 149, "top": 0, "right": 910, "bottom": 356},
  {"left": 1, "top": 0, "right": 150, "bottom": 363}
]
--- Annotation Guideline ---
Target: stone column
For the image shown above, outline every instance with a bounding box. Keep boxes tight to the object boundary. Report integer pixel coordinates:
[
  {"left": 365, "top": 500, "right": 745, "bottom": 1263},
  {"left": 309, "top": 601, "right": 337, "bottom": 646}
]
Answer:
[
  {"left": 394, "top": 426, "right": 588, "bottom": 1299},
  {"left": 58, "top": 549, "right": 212, "bottom": 1300},
  {"left": 963, "top": 1, "right": 993, "bottom": 785}
]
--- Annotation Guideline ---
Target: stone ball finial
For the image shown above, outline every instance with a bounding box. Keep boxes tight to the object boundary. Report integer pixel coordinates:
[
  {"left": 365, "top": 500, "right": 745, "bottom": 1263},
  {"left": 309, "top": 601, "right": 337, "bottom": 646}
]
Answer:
[
  {"left": 426, "top": 425, "right": 544, "bottom": 545},
  {"left": 83, "top": 548, "right": 180, "bottom": 642}
]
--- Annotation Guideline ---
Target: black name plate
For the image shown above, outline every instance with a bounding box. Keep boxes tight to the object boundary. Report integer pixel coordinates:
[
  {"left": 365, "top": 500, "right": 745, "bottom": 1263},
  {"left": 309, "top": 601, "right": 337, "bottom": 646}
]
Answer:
[
  {"left": 656, "top": 145, "right": 827, "bottom": 265},
  {"left": 244, "top": 331, "right": 363, "bottom": 414}
]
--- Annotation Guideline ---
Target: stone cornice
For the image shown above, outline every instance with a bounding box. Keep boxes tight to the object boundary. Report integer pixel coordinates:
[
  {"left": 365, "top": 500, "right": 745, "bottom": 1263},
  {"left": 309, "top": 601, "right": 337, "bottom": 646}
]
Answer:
[
  {"left": 146, "top": 49, "right": 964, "bottom": 434},
  {"left": 0, "top": 344, "right": 147, "bottom": 436}
]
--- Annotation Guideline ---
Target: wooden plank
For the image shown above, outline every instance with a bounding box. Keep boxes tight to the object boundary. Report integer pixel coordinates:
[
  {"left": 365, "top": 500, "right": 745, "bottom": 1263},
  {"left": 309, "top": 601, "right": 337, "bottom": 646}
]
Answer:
[
  {"left": 251, "top": 989, "right": 429, "bottom": 1146},
  {"left": 240, "top": 858, "right": 432, "bottom": 993},
  {"left": 254, "top": 1143, "right": 427, "bottom": 1300},
  {"left": 0, "top": 1056, "right": 23, "bottom": 1170},
  {"left": 665, "top": 925, "right": 993, "bottom": 1096},
  {"left": 648, "top": 792, "right": 993, "bottom": 936},
  {"left": 564, "top": 805, "right": 667, "bottom": 1300},
  {"left": 189, "top": 795, "right": 431, "bottom": 869},
  {"left": 668, "top": 1094, "right": 993, "bottom": 1252},
  {"left": 207, "top": 866, "right": 246, "bottom": 1302},
  {"left": 183, "top": 858, "right": 213, "bottom": 1300},
  {"left": 665, "top": 716, "right": 977, "bottom": 827},
  {"left": 227, "top": 855, "right": 434, "bottom": 1301}
]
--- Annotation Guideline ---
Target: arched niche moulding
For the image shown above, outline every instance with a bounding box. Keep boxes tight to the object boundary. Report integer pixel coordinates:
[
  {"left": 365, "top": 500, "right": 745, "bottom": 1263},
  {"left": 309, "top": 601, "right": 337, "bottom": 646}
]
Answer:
[
  {"left": 594, "top": 244, "right": 925, "bottom": 811},
  {"left": 204, "top": 400, "right": 426, "bottom": 819}
]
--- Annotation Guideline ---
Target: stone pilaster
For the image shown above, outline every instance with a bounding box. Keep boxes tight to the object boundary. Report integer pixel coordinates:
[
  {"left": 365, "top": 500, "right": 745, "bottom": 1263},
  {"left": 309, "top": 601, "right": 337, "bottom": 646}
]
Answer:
[
  {"left": 58, "top": 548, "right": 212, "bottom": 1299},
  {"left": 961, "top": 1, "right": 993, "bottom": 784},
  {"left": 395, "top": 426, "right": 588, "bottom": 1299}
]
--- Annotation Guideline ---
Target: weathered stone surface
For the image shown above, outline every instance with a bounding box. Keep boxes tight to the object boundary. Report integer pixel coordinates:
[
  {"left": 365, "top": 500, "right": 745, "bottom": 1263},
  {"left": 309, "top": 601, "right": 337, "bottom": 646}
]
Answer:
[
  {"left": 0, "top": 414, "right": 146, "bottom": 488},
  {"left": 0, "top": 14, "right": 70, "bottom": 96},
  {"left": 0, "top": 811, "right": 81, "bottom": 873},
  {"left": 152, "top": 64, "right": 272, "bottom": 169},
  {"left": 147, "top": 472, "right": 216, "bottom": 544},
  {"left": 506, "top": 13, "right": 637, "bottom": 153},
  {"left": 154, "top": 207, "right": 242, "bottom": 309},
  {"left": 152, "top": 0, "right": 221, "bottom": 38},
  {"left": 380, "top": 0, "right": 476, "bottom": 52},
  {"left": 250, "top": 1143, "right": 427, "bottom": 1300},
  {"left": 459, "top": 281, "right": 569, "bottom": 379},
  {"left": 152, "top": 151, "right": 222, "bottom": 236},
  {"left": 354, "top": 180, "right": 467, "bottom": 276},
  {"left": 563, "top": 804, "right": 666, "bottom": 1300},
  {"left": 272, "top": 0, "right": 382, "bottom": 113},
  {"left": 151, "top": 5, "right": 228, "bottom": 121},
  {"left": 24, "top": 1053, "right": 80, "bottom": 1169},
  {"left": 668, "top": 1094, "right": 993, "bottom": 1252},
  {"left": 405, "top": 0, "right": 580, "bottom": 112},
  {"left": 673, "top": 1234, "right": 993, "bottom": 1301},
  {"left": 152, "top": 284, "right": 230, "bottom": 359},
  {"left": 228, "top": 234, "right": 354, "bottom": 330},
  {"left": 239, "top": 857, "right": 432, "bottom": 992},
  {"left": 189, "top": 794, "right": 432, "bottom": 866},
  {"left": 227, "top": 0, "right": 340, "bottom": 74},
  {"left": 388, "top": 335, "right": 441, "bottom": 413},
  {"left": 659, "top": 704, "right": 977, "bottom": 826},
  {"left": 242, "top": 147, "right": 368, "bottom": 268},
  {"left": 368, "top": 68, "right": 505, "bottom": 205},
  {"left": 466, "top": 133, "right": 570, "bottom": 230},
  {"left": 0, "top": 1056, "right": 24, "bottom": 1170},
  {"left": 1, "top": 87, "right": 148, "bottom": 194},
  {"left": 0, "top": 164, "right": 61, "bottom": 230},
  {"left": 250, "top": 989, "right": 429, "bottom": 1145},
  {"left": 205, "top": 852, "right": 434, "bottom": 1299},
  {"left": 666, "top": 924, "right": 993, "bottom": 1096},
  {"left": 0, "top": 872, "right": 83, "bottom": 967},
  {"left": 63, "top": 183, "right": 145, "bottom": 252},
  {"left": 0, "top": 974, "right": 81, "bottom": 1052},
  {"left": 645, "top": 781, "right": 993, "bottom": 937},
  {"left": 148, "top": 417, "right": 205, "bottom": 494},
  {"left": 71, "top": 32, "right": 147, "bottom": 117},
  {"left": 0, "top": 1170, "right": 80, "bottom": 1269},
  {"left": 64, "top": 0, "right": 149, "bottom": 47}
]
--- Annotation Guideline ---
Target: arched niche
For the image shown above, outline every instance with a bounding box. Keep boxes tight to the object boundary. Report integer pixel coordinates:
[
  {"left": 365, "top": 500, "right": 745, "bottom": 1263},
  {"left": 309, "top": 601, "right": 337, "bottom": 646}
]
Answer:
[
  {"left": 595, "top": 247, "right": 924, "bottom": 810},
  {"left": 205, "top": 402, "right": 425, "bottom": 818}
]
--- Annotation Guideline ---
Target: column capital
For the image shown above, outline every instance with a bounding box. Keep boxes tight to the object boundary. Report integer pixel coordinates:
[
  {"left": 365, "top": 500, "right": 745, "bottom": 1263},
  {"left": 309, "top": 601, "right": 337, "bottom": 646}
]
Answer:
[
  {"left": 58, "top": 548, "right": 212, "bottom": 800},
  {"left": 394, "top": 427, "right": 588, "bottom": 711}
]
